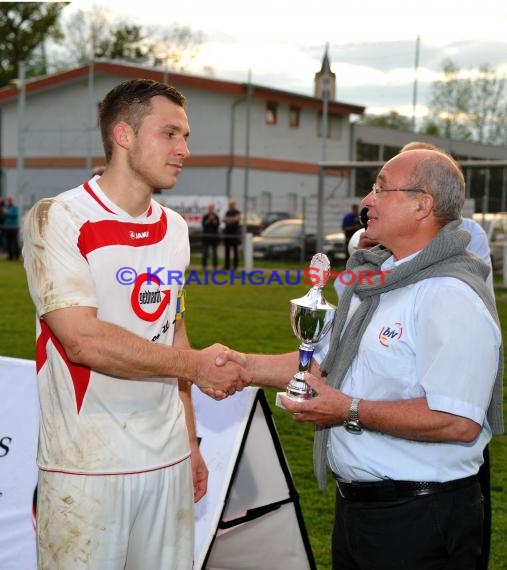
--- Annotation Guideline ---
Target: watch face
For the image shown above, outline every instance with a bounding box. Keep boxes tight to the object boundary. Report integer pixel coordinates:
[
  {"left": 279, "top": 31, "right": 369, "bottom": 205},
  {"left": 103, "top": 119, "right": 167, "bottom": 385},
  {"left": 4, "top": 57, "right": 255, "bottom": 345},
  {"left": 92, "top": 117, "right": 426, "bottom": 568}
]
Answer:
[{"left": 345, "top": 421, "right": 362, "bottom": 434}]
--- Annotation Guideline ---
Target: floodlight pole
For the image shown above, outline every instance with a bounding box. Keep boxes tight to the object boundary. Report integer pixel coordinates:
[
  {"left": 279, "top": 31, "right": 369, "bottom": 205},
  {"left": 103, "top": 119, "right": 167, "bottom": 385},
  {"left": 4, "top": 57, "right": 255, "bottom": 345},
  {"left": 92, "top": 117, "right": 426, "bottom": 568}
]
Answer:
[
  {"left": 16, "top": 61, "right": 26, "bottom": 208},
  {"left": 242, "top": 70, "right": 253, "bottom": 271},
  {"left": 411, "top": 35, "right": 420, "bottom": 133},
  {"left": 317, "top": 57, "right": 330, "bottom": 252}
]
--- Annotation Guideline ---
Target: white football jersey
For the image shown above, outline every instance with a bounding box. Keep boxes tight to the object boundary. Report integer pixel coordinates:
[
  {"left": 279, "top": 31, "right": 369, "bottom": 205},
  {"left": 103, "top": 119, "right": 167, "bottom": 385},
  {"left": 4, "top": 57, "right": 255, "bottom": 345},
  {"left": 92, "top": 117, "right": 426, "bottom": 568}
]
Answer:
[{"left": 23, "top": 177, "right": 191, "bottom": 474}]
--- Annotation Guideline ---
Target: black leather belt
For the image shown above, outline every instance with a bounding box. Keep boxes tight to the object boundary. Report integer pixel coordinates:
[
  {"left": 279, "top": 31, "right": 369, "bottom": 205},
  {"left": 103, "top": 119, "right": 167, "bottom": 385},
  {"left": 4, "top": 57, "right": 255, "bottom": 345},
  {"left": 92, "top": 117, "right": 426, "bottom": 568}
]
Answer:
[{"left": 334, "top": 474, "right": 478, "bottom": 502}]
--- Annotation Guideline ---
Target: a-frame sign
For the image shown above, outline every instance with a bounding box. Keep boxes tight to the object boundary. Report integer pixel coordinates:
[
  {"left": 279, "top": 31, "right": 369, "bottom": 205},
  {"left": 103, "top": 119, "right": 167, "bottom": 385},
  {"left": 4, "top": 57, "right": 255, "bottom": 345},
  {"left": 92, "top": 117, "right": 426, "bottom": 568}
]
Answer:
[{"left": 193, "top": 386, "right": 316, "bottom": 569}]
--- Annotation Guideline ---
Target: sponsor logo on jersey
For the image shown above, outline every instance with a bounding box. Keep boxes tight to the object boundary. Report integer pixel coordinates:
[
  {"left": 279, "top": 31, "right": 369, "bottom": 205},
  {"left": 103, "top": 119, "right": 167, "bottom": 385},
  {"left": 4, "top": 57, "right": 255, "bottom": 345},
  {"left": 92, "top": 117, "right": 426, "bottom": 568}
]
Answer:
[
  {"left": 129, "top": 230, "right": 150, "bottom": 240},
  {"left": 378, "top": 322, "right": 403, "bottom": 347},
  {"left": 131, "top": 273, "right": 171, "bottom": 322}
]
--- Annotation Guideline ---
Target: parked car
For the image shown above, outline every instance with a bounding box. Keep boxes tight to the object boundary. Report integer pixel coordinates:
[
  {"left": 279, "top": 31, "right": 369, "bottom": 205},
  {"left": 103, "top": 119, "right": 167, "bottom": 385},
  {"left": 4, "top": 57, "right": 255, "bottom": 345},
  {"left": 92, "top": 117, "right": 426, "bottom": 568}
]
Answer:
[
  {"left": 259, "top": 211, "right": 292, "bottom": 232},
  {"left": 253, "top": 219, "right": 346, "bottom": 262},
  {"left": 245, "top": 210, "right": 262, "bottom": 235},
  {"left": 322, "top": 231, "right": 347, "bottom": 263}
]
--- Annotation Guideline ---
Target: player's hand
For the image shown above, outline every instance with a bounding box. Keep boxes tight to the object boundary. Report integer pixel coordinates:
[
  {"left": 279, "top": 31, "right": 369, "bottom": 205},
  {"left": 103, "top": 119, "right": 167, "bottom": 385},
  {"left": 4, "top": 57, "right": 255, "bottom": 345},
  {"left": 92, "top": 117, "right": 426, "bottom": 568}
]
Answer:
[
  {"left": 190, "top": 445, "right": 208, "bottom": 503},
  {"left": 194, "top": 344, "right": 251, "bottom": 399}
]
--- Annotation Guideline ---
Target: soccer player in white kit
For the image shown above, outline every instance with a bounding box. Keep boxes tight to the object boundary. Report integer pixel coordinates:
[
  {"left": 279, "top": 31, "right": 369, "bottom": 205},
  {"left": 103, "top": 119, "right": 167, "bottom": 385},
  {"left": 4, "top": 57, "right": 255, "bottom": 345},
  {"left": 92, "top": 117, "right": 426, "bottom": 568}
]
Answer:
[{"left": 22, "top": 79, "right": 251, "bottom": 570}]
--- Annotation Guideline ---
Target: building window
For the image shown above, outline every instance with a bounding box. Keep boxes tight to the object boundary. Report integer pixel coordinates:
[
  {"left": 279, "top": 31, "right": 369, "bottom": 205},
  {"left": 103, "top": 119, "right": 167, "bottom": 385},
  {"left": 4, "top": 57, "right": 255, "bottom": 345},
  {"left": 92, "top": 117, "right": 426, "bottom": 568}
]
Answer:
[
  {"left": 266, "top": 101, "right": 278, "bottom": 125},
  {"left": 317, "top": 112, "right": 341, "bottom": 139},
  {"left": 261, "top": 192, "right": 272, "bottom": 213},
  {"left": 287, "top": 192, "right": 298, "bottom": 212},
  {"left": 289, "top": 106, "right": 300, "bottom": 128}
]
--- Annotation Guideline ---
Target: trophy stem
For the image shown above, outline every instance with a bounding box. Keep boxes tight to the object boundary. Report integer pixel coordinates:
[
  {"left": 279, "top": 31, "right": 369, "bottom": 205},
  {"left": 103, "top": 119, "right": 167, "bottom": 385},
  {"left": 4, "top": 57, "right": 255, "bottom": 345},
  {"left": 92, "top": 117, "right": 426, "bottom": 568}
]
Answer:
[
  {"left": 298, "top": 342, "right": 314, "bottom": 372},
  {"left": 286, "top": 342, "right": 316, "bottom": 401}
]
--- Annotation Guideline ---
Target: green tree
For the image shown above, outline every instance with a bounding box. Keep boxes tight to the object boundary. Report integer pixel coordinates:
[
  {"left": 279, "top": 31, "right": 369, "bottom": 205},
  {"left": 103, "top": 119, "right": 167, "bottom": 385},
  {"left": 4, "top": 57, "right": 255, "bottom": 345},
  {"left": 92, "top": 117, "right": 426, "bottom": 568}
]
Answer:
[
  {"left": 0, "top": 2, "right": 67, "bottom": 87},
  {"left": 150, "top": 25, "right": 203, "bottom": 71},
  {"left": 60, "top": 5, "right": 150, "bottom": 65},
  {"left": 362, "top": 111, "right": 412, "bottom": 131},
  {"left": 421, "top": 58, "right": 507, "bottom": 144},
  {"left": 95, "top": 25, "right": 148, "bottom": 62},
  {"left": 59, "top": 5, "right": 202, "bottom": 71}
]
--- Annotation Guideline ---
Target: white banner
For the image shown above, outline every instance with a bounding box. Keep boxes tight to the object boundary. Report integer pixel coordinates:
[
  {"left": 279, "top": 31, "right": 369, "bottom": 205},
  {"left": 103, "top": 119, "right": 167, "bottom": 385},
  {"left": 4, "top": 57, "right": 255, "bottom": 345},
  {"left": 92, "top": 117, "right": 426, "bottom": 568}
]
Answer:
[
  {"left": 0, "top": 358, "right": 314, "bottom": 569},
  {"left": 0, "top": 357, "right": 39, "bottom": 570}
]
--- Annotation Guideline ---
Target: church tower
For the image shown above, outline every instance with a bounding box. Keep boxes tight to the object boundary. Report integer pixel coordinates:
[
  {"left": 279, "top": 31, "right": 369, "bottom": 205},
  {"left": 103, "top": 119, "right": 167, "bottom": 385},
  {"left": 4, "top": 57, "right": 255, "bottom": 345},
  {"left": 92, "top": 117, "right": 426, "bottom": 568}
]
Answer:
[{"left": 314, "top": 43, "right": 336, "bottom": 100}]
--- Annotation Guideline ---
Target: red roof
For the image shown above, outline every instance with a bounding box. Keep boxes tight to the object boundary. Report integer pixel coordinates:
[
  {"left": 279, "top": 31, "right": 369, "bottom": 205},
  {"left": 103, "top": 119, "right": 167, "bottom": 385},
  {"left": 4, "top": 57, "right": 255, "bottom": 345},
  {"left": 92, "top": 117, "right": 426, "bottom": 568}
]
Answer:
[{"left": 0, "top": 59, "right": 365, "bottom": 116}]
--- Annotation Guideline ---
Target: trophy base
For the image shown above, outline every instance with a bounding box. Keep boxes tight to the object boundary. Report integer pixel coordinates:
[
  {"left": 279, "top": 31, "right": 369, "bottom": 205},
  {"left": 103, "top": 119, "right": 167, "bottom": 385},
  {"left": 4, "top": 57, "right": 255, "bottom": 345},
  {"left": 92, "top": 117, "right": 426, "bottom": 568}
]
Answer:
[
  {"left": 276, "top": 389, "right": 314, "bottom": 410},
  {"left": 275, "top": 392, "right": 287, "bottom": 409},
  {"left": 285, "top": 373, "right": 315, "bottom": 402}
]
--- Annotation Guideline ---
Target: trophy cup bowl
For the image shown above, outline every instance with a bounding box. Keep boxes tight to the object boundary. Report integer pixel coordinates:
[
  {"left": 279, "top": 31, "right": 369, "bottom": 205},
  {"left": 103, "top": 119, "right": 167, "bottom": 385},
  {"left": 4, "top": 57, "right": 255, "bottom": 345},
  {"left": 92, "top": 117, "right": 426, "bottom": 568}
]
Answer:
[{"left": 284, "top": 253, "right": 335, "bottom": 402}]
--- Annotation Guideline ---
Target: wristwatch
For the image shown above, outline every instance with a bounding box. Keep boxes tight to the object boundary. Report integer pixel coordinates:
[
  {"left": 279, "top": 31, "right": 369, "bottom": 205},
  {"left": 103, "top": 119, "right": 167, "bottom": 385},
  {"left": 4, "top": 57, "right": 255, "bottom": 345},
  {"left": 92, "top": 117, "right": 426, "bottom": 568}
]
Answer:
[{"left": 344, "top": 398, "right": 363, "bottom": 434}]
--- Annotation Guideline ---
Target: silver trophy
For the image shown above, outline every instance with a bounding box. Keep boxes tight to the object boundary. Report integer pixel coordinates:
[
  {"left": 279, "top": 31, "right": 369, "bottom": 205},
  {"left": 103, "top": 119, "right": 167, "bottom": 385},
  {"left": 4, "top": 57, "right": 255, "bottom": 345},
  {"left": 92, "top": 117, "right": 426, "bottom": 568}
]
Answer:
[{"left": 286, "top": 253, "right": 335, "bottom": 401}]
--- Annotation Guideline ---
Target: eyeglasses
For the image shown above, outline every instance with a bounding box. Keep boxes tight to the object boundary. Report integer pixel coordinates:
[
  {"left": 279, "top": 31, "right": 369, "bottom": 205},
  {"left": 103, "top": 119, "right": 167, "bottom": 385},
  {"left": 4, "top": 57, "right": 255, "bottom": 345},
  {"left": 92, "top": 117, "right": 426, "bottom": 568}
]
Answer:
[{"left": 371, "top": 184, "right": 427, "bottom": 197}]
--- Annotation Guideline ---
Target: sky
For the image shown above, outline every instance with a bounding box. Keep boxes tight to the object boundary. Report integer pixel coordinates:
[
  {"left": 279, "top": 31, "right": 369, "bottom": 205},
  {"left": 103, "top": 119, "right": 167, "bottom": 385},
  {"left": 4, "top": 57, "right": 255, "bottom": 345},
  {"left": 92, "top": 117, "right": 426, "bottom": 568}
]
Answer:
[{"left": 68, "top": 0, "right": 507, "bottom": 118}]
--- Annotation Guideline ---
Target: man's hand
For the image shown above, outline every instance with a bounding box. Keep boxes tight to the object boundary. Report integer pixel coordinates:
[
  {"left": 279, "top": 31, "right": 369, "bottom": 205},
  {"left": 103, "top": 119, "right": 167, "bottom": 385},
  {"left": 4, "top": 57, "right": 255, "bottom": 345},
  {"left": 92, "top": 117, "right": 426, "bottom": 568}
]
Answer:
[
  {"left": 193, "top": 344, "right": 251, "bottom": 399},
  {"left": 279, "top": 373, "right": 350, "bottom": 426},
  {"left": 214, "top": 347, "right": 247, "bottom": 368}
]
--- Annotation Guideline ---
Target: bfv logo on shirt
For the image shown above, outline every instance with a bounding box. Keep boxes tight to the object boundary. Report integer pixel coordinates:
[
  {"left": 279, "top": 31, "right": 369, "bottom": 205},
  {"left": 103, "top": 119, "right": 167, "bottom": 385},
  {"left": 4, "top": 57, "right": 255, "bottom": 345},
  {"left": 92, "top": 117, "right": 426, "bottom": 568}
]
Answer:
[{"left": 378, "top": 323, "right": 403, "bottom": 347}]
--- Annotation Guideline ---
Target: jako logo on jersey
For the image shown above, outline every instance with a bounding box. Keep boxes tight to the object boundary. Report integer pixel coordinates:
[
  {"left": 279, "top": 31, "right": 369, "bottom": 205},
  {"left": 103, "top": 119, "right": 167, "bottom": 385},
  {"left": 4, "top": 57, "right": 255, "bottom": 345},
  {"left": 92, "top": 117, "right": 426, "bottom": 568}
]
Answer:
[
  {"left": 130, "top": 230, "right": 150, "bottom": 240},
  {"left": 379, "top": 322, "right": 403, "bottom": 347},
  {"left": 131, "top": 273, "right": 170, "bottom": 322}
]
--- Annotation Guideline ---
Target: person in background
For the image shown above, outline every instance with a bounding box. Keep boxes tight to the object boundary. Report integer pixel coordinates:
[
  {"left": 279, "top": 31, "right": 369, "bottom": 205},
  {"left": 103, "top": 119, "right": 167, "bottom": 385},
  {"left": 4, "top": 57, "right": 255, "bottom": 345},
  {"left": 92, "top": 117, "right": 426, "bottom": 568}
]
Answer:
[
  {"left": 218, "top": 148, "right": 503, "bottom": 570},
  {"left": 0, "top": 196, "right": 5, "bottom": 254},
  {"left": 3, "top": 195, "right": 20, "bottom": 260},
  {"left": 201, "top": 202, "right": 220, "bottom": 271},
  {"left": 22, "top": 79, "right": 250, "bottom": 570},
  {"left": 341, "top": 204, "right": 362, "bottom": 260},
  {"left": 222, "top": 199, "right": 241, "bottom": 270}
]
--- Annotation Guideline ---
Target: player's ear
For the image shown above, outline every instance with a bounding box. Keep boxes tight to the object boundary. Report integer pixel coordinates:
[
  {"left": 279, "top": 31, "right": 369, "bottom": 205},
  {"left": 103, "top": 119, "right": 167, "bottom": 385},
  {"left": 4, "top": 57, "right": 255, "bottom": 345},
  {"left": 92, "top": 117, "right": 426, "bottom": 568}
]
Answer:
[{"left": 112, "top": 122, "right": 134, "bottom": 150}]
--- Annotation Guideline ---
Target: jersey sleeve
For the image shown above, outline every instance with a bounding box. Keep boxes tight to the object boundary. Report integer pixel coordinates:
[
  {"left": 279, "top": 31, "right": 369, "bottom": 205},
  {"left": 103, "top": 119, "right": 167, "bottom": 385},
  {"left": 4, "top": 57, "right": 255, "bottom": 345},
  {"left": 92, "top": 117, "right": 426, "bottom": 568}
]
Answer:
[{"left": 22, "top": 198, "right": 98, "bottom": 317}]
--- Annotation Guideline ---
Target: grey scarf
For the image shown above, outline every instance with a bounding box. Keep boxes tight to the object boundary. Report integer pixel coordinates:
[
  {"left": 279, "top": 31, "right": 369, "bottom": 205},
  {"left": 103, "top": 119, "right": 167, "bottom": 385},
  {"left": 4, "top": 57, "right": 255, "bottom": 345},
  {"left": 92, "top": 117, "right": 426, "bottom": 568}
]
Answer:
[{"left": 314, "top": 220, "right": 504, "bottom": 489}]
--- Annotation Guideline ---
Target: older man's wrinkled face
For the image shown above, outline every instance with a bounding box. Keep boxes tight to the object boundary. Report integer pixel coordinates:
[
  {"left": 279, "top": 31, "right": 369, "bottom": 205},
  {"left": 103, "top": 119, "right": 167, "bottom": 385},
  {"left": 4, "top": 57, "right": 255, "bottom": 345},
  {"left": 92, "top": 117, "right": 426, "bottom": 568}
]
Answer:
[{"left": 361, "top": 154, "right": 425, "bottom": 255}]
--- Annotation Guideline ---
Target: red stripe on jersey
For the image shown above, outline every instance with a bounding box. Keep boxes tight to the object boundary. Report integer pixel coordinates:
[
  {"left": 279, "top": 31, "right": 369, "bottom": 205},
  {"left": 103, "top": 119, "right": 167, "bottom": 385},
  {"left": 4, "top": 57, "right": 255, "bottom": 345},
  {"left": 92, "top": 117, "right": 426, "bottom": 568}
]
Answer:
[
  {"left": 36, "top": 319, "right": 91, "bottom": 414},
  {"left": 83, "top": 181, "right": 153, "bottom": 217},
  {"left": 77, "top": 208, "right": 168, "bottom": 257},
  {"left": 83, "top": 182, "right": 116, "bottom": 215},
  {"left": 83, "top": 181, "right": 116, "bottom": 214}
]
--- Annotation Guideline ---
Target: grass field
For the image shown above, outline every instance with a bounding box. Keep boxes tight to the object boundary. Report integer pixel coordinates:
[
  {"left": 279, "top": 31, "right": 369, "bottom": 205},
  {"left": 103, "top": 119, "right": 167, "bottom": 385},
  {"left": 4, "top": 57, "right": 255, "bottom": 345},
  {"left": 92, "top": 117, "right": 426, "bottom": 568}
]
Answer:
[{"left": 1, "top": 258, "right": 506, "bottom": 569}]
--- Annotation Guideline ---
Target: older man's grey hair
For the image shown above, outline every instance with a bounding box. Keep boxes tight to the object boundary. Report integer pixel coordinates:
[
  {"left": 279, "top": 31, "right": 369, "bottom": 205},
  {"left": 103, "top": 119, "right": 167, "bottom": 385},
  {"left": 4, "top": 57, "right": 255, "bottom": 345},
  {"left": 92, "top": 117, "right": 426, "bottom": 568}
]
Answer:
[{"left": 408, "top": 151, "right": 465, "bottom": 227}]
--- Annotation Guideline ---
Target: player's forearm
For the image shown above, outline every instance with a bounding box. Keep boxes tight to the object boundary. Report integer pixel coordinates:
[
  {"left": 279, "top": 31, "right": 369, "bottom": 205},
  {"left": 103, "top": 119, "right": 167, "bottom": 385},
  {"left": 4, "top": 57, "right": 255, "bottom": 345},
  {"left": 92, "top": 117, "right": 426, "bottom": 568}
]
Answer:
[{"left": 59, "top": 317, "right": 198, "bottom": 380}]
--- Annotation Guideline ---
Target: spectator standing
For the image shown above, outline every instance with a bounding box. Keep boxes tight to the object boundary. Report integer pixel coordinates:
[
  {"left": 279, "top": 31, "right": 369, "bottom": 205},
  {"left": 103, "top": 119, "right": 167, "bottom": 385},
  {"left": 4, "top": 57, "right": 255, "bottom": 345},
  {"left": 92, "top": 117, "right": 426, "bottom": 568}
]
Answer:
[
  {"left": 0, "top": 196, "right": 5, "bottom": 254},
  {"left": 222, "top": 199, "right": 241, "bottom": 270},
  {"left": 201, "top": 203, "right": 220, "bottom": 270},
  {"left": 4, "top": 195, "right": 20, "bottom": 260}
]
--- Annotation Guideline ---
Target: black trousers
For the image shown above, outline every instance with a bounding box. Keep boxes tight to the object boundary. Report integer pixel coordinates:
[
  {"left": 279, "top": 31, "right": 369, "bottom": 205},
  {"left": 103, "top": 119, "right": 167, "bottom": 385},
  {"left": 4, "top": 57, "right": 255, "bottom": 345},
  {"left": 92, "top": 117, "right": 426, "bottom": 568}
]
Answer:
[
  {"left": 5, "top": 228, "right": 19, "bottom": 260},
  {"left": 332, "top": 478, "right": 483, "bottom": 570},
  {"left": 476, "top": 446, "right": 491, "bottom": 570},
  {"left": 202, "top": 239, "right": 218, "bottom": 269},
  {"left": 223, "top": 235, "right": 239, "bottom": 269}
]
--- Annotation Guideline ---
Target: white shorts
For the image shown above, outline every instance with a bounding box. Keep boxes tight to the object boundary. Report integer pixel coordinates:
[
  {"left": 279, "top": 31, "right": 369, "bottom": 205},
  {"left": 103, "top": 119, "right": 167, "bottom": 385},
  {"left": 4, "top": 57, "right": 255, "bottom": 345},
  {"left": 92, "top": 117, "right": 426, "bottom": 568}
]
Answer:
[{"left": 36, "top": 459, "right": 194, "bottom": 570}]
